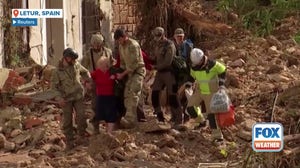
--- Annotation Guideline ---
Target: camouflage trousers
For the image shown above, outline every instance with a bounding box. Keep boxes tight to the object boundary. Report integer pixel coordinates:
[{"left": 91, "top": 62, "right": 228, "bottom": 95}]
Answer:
[
  {"left": 123, "top": 71, "right": 145, "bottom": 125},
  {"left": 62, "top": 98, "right": 87, "bottom": 142}
]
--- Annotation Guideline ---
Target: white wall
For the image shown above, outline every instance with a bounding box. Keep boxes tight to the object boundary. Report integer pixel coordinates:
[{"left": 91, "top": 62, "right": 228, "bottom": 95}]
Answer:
[
  {"left": 0, "top": 1, "right": 4, "bottom": 68},
  {"left": 28, "top": 0, "right": 44, "bottom": 65},
  {"left": 100, "top": 0, "right": 113, "bottom": 49},
  {"left": 64, "top": 0, "right": 82, "bottom": 60}
]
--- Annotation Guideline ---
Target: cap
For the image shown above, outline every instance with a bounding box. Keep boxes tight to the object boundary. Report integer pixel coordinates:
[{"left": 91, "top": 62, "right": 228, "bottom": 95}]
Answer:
[
  {"left": 152, "top": 27, "right": 164, "bottom": 37},
  {"left": 90, "top": 33, "right": 104, "bottom": 45},
  {"left": 174, "top": 28, "right": 184, "bottom": 36},
  {"left": 190, "top": 48, "right": 204, "bottom": 67}
]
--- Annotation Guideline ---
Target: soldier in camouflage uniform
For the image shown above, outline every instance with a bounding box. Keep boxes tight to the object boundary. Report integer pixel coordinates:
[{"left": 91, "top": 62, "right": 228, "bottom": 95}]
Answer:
[
  {"left": 50, "top": 48, "right": 92, "bottom": 150},
  {"left": 150, "top": 27, "right": 184, "bottom": 129},
  {"left": 113, "top": 28, "right": 146, "bottom": 129},
  {"left": 81, "top": 32, "right": 114, "bottom": 134}
]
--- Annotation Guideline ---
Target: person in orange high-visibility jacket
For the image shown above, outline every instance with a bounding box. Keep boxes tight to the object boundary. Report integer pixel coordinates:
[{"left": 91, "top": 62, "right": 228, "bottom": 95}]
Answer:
[{"left": 186, "top": 48, "right": 226, "bottom": 143}]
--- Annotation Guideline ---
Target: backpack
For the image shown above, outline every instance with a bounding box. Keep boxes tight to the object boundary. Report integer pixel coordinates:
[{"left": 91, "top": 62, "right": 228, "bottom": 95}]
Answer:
[
  {"left": 162, "top": 40, "right": 188, "bottom": 73},
  {"left": 182, "top": 39, "right": 193, "bottom": 59}
]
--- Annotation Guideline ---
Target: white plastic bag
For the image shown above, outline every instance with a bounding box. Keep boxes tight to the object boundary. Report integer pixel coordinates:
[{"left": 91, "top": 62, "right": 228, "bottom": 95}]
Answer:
[{"left": 210, "top": 89, "right": 231, "bottom": 113}]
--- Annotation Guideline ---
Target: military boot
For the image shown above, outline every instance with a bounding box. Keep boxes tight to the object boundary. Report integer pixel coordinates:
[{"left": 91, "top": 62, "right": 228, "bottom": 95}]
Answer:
[{"left": 91, "top": 120, "right": 100, "bottom": 135}]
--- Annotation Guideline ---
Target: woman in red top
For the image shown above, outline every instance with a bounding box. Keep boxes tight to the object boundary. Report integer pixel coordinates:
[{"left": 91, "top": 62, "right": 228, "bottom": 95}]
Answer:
[{"left": 90, "top": 57, "right": 118, "bottom": 133}]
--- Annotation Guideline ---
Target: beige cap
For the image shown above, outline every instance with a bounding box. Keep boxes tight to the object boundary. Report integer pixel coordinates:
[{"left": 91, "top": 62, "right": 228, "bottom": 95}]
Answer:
[
  {"left": 152, "top": 27, "right": 164, "bottom": 36},
  {"left": 174, "top": 28, "right": 184, "bottom": 36},
  {"left": 90, "top": 33, "right": 104, "bottom": 45}
]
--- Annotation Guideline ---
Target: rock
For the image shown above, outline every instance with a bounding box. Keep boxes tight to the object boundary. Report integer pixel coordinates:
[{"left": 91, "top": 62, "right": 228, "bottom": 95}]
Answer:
[
  {"left": 142, "top": 144, "right": 159, "bottom": 153},
  {"left": 0, "top": 133, "right": 6, "bottom": 148},
  {"left": 241, "top": 119, "right": 256, "bottom": 131},
  {"left": 266, "top": 65, "right": 284, "bottom": 74},
  {"left": 268, "top": 46, "right": 283, "bottom": 55},
  {"left": 29, "top": 149, "right": 46, "bottom": 158},
  {"left": 161, "top": 153, "right": 174, "bottom": 163},
  {"left": 132, "top": 160, "right": 164, "bottom": 168},
  {"left": 0, "top": 153, "right": 33, "bottom": 167},
  {"left": 10, "top": 129, "right": 22, "bottom": 138},
  {"left": 155, "top": 135, "right": 179, "bottom": 148},
  {"left": 225, "top": 72, "right": 241, "bottom": 88},
  {"left": 107, "top": 160, "right": 133, "bottom": 168},
  {"left": 4, "top": 141, "right": 16, "bottom": 151},
  {"left": 5, "top": 117, "right": 23, "bottom": 133},
  {"left": 42, "top": 144, "right": 53, "bottom": 152},
  {"left": 286, "top": 55, "right": 299, "bottom": 67},
  {"left": 268, "top": 74, "right": 290, "bottom": 82},
  {"left": 24, "top": 117, "right": 44, "bottom": 129},
  {"left": 0, "top": 107, "right": 21, "bottom": 126},
  {"left": 258, "top": 83, "right": 275, "bottom": 92},
  {"left": 0, "top": 69, "right": 26, "bottom": 92},
  {"left": 135, "top": 149, "right": 149, "bottom": 159},
  {"left": 113, "top": 130, "right": 132, "bottom": 145},
  {"left": 228, "top": 58, "right": 245, "bottom": 68},
  {"left": 286, "top": 47, "right": 297, "bottom": 54},
  {"left": 88, "top": 133, "right": 121, "bottom": 158},
  {"left": 266, "top": 35, "right": 282, "bottom": 49},
  {"left": 30, "top": 128, "right": 46, "bottom": 145},
  {"left": 12, "top": 133, "right": 32, "bottom": 145},
  {"left": 237, "top": 130, "right": 252, "bottom": 141},
  {"left": 161, "top": 147, "right": 179, "bottom": 156},
  {"left": 139, "top": 118, "right": 171, "bottom": 132}
]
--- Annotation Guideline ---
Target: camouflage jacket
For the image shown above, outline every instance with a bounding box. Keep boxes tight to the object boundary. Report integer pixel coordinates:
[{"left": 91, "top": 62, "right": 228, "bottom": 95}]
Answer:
[
  {"left": 119, "top": 38, "right": 145, "bottom": 77},
  {"left": 50, "top": 60, "right": 91, "bottom": 101},
  {"left": 151, "top": 39, "right": 176, "bottom": 72},
  {"left": 81, "top": 47, "right": 113, "bottom": 72}
]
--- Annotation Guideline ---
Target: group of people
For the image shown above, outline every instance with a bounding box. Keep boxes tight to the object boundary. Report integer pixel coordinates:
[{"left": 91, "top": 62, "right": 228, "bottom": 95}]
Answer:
[{"left": 49, "top": 26, "right": 227, "bottom": 151}]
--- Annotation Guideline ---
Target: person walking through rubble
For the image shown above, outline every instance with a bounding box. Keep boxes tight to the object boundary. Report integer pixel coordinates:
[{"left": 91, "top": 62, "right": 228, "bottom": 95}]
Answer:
[
  {"left": 172, "top": 28, "right": 193, "bottom": 64},
  {"left": 186, "top": 48, "right": 226, "bottom": 144},
  {"left": 149, "top": 27, "right": 184, "bottom": 129},
  {"left": 81, "top": 32, "right": 114, "bottom": 134},
  {"left": 50, "top": 48, "right": 92, "bottom": 150},
  {"left": 90, "top": 56, "right": 119, "bottom": 133},
  {"left": 113, "top": 27, "right": 146, "bottom": 129},
  {"left": 171, "top": 27, "right": 194, "bottom": 122}
]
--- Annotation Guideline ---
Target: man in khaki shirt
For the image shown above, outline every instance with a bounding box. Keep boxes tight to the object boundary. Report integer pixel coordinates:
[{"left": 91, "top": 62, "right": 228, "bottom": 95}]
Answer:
[{"left": 114, "top": 28, "right": 146, "bottom": 128}]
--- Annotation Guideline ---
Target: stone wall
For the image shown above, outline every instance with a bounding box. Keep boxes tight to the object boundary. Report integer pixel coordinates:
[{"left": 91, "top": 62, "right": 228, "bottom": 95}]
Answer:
[{"left": 113, "top": 0, "right": 137, "bottom": 36}]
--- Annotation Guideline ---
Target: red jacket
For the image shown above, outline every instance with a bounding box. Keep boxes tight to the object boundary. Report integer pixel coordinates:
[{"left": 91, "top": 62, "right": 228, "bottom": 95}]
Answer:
[
  {"left": 90, "top": 69, "right": 114, "bottom": 96},
  {"left": 115, "top": 50, "right": 153, "bottom": 70}
]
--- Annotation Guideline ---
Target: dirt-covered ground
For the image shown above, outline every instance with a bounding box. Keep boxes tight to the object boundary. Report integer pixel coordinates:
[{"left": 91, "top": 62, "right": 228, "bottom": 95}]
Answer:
[{"left": 1, "top": 1, "right": 300, "bottom": 168}]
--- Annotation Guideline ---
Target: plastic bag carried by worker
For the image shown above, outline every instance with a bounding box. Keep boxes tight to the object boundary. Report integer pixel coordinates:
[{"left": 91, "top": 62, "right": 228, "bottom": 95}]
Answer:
[{"left": 210, "top": 89, "right": 231, "bottom": 113}]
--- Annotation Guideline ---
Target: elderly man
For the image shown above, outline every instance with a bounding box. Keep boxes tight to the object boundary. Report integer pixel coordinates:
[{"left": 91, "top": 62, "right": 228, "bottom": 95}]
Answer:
[
  {"left": 172, "top": 28, "right": 193, "bottom": 62},
  {"left": 82, "top": 32, "right": 114, "bottom": 134}
]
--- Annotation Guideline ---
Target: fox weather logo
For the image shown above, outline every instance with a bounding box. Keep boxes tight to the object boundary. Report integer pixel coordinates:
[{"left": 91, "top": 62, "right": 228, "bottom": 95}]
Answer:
[{"left": 252, "top": 123, "right": 284, "bottom": 152}]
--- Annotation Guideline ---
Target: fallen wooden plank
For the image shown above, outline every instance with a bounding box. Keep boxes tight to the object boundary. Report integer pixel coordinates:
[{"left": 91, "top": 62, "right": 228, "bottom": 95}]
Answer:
[{"left": 198, "top": 162, "right": 228, "bottom": 168}]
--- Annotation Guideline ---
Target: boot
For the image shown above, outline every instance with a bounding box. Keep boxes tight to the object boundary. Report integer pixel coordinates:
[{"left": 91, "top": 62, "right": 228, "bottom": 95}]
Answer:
[
  {"left": 211, "top": 129, "right": 223, "bottom": 142},
  {"left": 91, "top": 120, "right": 100, "bottom": 135},
  {"left": 137, "top": 105, "right": 147, "bottom": 122},
  {"left": 156, "top": 111, "right": 165, "bottom": 122}
]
